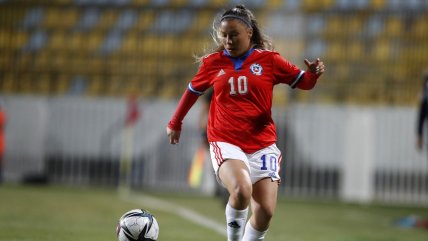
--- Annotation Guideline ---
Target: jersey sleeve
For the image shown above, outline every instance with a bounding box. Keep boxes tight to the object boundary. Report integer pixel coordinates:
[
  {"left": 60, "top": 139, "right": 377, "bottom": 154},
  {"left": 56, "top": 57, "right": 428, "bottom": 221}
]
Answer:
[
  {"left": 272, "top": 53, "right": 303, "bottom": 86},
  {"left": 167, "top": 89, "right": 199, "bottom": 131},
  {"left": 188, "top": 58, "right": 213, "bottom": 95},
  {"left": 167, "top": 56, "right": 215, "bottom": 131},
  {"left": 272, "top": 53, "right": 318, "bottom": 90}
]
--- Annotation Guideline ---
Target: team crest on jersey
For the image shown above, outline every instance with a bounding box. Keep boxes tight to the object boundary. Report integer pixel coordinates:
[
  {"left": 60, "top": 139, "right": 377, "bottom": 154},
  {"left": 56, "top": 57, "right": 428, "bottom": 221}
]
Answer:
[{"left": 250, "top": 63, "right": 263, "bottom": 76}]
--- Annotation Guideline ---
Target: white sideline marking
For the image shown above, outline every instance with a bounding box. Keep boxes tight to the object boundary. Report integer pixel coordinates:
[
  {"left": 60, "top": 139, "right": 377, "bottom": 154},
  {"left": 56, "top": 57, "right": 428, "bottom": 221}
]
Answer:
[{"left": 119, "top": 189, "right": 226, "bottom": 237}]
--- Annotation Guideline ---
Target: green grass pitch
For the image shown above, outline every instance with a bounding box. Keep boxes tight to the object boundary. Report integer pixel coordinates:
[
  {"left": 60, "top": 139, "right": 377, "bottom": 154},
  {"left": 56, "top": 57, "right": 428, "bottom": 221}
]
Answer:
[{"left": 0, "top": 185, "right": 427, "bottom": 241}]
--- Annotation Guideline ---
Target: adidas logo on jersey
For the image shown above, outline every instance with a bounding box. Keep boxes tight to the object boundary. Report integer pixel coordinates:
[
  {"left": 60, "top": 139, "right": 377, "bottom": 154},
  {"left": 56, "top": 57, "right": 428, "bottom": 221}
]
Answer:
[{"left": 217, "top": 69, "right": 226, "bottom": 76}]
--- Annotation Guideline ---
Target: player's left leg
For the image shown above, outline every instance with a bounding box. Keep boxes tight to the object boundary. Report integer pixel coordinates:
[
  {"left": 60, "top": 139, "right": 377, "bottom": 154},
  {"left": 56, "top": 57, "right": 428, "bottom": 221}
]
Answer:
[{"left": 242, "top": 178, "right": 278, "bottom": 241}]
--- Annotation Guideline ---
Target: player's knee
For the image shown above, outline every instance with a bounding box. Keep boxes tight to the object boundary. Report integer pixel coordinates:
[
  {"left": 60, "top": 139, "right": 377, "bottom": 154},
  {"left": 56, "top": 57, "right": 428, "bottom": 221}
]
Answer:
[
  {"left": 229, "top": 181, "right": 252, "bottom": 204},
  {"left": 258, "top": 205, "right": 275, "bottom": 221},
  {"left": 251, "top": 206, "right": 275, "bottom": 231}
]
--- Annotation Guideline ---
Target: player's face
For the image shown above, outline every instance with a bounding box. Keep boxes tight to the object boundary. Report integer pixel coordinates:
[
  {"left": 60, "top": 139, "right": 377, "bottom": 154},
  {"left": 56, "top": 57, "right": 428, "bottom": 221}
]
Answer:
[{"left": 219, "top": 19, "right": 253, "bottom": 58}]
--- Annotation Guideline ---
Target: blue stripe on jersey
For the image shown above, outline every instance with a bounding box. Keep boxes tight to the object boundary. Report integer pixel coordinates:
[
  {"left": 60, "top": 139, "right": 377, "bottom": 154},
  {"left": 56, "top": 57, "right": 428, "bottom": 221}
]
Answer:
[
  {"left": 290, "top": 70, "right": 305, "bottom": 89},
  {"left": 223, "top": 48, "right": 254, "bottom": 70},
  {"left": 187, "top": 83, "right": 204, "bottom": 95}
]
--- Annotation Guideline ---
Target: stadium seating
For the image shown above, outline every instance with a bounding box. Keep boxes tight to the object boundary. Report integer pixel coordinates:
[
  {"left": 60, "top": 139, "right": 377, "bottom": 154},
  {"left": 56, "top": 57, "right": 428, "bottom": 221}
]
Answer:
[{"left": 0, "top": 0, "right": 427, "bottom": 105}]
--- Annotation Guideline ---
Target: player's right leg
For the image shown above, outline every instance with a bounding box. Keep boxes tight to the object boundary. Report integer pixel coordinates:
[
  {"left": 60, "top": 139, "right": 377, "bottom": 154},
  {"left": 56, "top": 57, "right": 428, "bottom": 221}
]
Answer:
[
  {"left": 209, "top": 141, "right": 252, "bottom": 241},
  {"left": 219, "top": 159, "right": 252, "bottom": 209},
  {"left": 219, "top": 159, "right": 252, "bottom": 241}
]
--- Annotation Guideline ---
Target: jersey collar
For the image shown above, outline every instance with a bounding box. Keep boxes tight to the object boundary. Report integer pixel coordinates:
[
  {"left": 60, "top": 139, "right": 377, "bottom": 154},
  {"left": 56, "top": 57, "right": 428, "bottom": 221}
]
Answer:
[{"left": 223, "top": 48, "right": 254, "bottom": 71}]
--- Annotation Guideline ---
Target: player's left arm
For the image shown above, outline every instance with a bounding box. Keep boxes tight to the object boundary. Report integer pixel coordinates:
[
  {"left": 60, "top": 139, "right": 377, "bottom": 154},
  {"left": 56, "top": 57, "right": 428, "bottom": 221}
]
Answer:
[
  {"left": 273, "top": 53, "right": 324, "bottom": 90},
  {"left": 297, "top": 58, "right": 325, "bottom": 90}
]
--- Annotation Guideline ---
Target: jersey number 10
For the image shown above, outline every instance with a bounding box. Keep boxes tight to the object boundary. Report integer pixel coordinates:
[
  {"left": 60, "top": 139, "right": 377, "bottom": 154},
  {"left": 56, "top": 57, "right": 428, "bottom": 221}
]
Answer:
[{"left": 228, "top": 76, "right": 248, "bottom": 95}]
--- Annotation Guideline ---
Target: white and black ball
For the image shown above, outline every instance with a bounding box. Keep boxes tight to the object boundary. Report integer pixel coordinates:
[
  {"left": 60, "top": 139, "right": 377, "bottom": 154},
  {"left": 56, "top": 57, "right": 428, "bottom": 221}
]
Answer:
[{"left": 116, "top": 209, "right": 159, "bottom": 241}]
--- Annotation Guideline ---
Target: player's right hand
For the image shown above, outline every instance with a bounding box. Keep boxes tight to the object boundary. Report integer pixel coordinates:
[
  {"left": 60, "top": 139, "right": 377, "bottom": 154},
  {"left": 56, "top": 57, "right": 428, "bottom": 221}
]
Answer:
[{"left": 166, "top": 126, "right": 181, "bottom": 144}]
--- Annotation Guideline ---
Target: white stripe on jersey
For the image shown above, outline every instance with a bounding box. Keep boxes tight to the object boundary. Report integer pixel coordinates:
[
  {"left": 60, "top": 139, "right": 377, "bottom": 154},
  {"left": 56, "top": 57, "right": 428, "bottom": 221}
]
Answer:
[
  {"left": 290, "top": 70, "right": 305, "bottom": 88},
  {"left": 187, "top": 83, "right": 204, "bottom": 95}
]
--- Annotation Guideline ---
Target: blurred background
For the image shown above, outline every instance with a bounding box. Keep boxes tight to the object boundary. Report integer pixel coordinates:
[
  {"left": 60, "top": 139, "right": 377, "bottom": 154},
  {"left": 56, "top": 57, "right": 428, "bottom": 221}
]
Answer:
[{"left": 1, "top": 0, "right": 428, "bottom": 206}]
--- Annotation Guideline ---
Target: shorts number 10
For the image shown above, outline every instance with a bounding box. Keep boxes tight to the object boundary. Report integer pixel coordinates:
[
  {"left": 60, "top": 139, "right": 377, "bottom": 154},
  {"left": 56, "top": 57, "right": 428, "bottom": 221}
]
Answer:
[{"left": 260, "top": 154, "right": 277, "bottom": 171}]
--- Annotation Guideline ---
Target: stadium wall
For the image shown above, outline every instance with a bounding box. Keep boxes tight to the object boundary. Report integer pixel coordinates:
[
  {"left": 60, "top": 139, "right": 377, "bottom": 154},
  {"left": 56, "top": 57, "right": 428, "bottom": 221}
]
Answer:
[{"left": 1, "top": 96, "right": 427, "bottom": 205}]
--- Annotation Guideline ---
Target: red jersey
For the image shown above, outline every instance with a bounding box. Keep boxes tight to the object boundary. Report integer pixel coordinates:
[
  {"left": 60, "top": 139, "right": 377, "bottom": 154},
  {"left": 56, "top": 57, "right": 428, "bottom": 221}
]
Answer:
[{"left": 188, "top": 49, "right": 318, "bottom": 153}]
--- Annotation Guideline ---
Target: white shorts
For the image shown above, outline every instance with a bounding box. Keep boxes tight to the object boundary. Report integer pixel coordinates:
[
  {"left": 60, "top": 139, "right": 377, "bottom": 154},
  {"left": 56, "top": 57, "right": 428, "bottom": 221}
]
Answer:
[{"left": 209, "top": 141, "right": 282, "bottom": 186}]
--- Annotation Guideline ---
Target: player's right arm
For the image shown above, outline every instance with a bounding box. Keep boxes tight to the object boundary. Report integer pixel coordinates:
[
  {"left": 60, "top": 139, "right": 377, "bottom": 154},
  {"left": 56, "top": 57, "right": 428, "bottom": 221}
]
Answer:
[
  {"left": 167, "top": 88, "right": 200, "bottom": 144},
  {"left": 167, "top": 57, "right": 212, "bottom": 145}
]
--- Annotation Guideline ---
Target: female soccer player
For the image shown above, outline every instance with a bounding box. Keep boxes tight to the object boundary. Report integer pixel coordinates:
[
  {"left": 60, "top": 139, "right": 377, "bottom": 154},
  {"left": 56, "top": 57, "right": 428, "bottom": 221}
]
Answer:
[{"left": 167, "top": 5, "right": 325, "bottom": 241}]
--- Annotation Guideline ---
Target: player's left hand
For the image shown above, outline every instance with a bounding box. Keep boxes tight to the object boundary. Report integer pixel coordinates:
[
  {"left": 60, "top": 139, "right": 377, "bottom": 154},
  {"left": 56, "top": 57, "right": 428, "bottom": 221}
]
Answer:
[{"left": 304, "top": 58, "right": 325, "bottom": 76}]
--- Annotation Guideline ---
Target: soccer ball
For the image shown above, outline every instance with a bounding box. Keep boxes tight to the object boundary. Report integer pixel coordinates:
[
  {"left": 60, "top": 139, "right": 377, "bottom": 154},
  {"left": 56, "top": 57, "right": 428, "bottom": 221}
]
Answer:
[{"left": 116, "top": 209, "right": 159, "bottom": 241}]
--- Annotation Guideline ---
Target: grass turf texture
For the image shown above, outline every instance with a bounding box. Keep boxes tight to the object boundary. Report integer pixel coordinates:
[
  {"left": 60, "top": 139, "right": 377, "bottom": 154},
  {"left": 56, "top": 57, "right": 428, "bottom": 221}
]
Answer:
[{"left": 0, "top": 185, "right": 427, "bottom": 241}]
